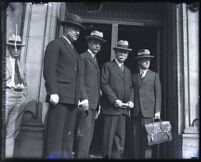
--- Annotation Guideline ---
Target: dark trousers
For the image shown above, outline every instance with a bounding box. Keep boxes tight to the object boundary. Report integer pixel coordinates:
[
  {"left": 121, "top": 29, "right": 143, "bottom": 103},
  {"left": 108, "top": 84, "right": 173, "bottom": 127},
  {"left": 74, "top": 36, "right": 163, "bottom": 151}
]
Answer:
[
  {"left": 133, "top": 110, "right": 153, "bottom": 159},
  {"left": 45, "top": 103, "right": 77, "bottom": 159},
  {"left": 102, "top": 114, "right": 126, "bottom": 159},
  {"left": 75, "top": 109, "right": 96, "bottom": 159}
]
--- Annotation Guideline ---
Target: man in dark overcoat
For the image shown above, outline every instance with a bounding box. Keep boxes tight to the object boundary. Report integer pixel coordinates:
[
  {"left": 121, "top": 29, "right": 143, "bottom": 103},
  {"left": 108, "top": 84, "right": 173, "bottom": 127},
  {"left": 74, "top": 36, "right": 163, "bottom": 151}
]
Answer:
[
  {"left": 75, "top": 30, "right": 106, "bottom": 159},
  {"left": 43, "top": 13, "right": 86, "bottom": 159},
  {"left": 132, "top": 49, "right": 161, "bottom": 159},
  {"left": 101, "top": 40, "right": 134, "bottom": 159}
]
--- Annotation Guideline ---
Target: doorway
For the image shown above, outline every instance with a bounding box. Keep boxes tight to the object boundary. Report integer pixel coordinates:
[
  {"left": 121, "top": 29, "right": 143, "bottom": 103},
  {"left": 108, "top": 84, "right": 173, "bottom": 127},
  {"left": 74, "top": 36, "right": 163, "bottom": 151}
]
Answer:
[{"left": 118, "top": 25, "right": 160, "bottom": 73}]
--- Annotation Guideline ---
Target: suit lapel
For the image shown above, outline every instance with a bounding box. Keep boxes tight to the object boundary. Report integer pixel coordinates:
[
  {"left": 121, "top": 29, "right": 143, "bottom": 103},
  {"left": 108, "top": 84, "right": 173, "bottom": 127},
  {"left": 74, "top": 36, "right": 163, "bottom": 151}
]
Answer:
[
  {"left": 112, "top": 60, "right": 124, "bottom": 80},
  {"left": 60, "top": 37, "right": 78, "bottom": 63},
  {"left": 142, "top": 69, "right": 151, "bottom": 84},
  {"left": 86, "top": 51, "right": 100, "bottom": 75},
  {"left": 137, "top": 72, "right": 143, "bottom": 87}
]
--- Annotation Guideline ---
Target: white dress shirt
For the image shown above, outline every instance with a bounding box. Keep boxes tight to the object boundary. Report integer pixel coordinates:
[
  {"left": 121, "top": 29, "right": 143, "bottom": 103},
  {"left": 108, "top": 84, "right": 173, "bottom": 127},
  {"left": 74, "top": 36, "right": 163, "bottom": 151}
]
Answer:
[
  {"left": 87, "top": 49, "right": 96, "bottom": 58},
  {"left": 115, "top": 58, "right": 124, "bottom": 70},
  {"left": 139, "top": 68, "right": 148, "bottom": 78},
  {"left": 7, "top": 56, "right": 24, "bottom": 89}
]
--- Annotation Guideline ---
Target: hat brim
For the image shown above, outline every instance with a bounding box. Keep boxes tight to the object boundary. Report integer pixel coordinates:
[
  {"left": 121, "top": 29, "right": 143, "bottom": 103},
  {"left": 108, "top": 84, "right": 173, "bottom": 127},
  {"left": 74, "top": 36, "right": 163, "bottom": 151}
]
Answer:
[
  {"left": 6, "top": 43, "right": 25, "bottom": 46},
  {"left": 86, "top": 35, "right": 106, "bottom": 43},
  {"left": 135, "top": 55, "right": 154, "bottom": 59},
  {"left": 60, "top": 21, "right": 86, "bottom": 30},
  {"left": 113, "top": 46, "right": 132, "bottom": 52}
]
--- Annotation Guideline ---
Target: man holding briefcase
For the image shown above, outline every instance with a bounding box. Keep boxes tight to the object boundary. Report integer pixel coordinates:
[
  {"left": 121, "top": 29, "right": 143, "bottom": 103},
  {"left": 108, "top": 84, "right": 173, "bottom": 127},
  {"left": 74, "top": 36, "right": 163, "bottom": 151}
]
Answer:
[{"left": 132, "top": 49, "right": 162, "bottom": 159}]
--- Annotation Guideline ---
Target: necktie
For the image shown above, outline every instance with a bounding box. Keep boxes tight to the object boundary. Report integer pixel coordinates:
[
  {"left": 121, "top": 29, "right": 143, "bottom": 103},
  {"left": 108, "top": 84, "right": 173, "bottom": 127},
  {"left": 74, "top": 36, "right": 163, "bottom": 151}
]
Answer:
[
  {"left": 140, "top": 71, "right": 144, "bottom": 78},
  {"left": 121, "top": 64, "right": 124, "bottom": 72},
  {"left": 94, "top": 56, "right": 97, "bottom": 63},
  {"left": 14, "top": 59, "right": 21, "bottom": 85}
]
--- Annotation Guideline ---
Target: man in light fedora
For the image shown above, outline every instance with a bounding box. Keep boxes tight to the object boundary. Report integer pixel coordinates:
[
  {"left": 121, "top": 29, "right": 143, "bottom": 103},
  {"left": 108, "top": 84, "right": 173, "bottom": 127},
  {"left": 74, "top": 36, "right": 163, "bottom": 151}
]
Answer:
[
  {"left": 5, "top": 33, "right": 27, "bottom": 158},
  {"left": 43, "top": 13, "right": 86, "bottom": 159},
  {"left": 75, "top": 30, "right": 106, "bottom": 159},
  {"left": 101, "top": 40, "right": 134, "bottom": 159},
  {"left": 132, "top": 49, "right": 161, "bottom": 159}
]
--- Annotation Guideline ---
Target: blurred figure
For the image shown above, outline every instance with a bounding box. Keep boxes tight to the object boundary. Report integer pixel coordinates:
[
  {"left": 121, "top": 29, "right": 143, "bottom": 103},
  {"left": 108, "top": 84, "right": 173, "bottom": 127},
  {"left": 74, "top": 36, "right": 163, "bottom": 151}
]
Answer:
[{"left": 5, "top": 31, "right": 28, "bottom": 158}]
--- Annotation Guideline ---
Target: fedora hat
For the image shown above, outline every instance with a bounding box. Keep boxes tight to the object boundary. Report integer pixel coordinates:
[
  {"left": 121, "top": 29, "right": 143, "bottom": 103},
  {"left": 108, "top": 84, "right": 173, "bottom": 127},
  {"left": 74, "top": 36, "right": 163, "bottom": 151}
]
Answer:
[
  {"left": 6, "top": 34, "right": 25, "bottom": 46},
  {"left": 135, "top": 49, "right": 154, "bottom": 59},
  {"left": 86, "top": 30, "right": 106, "bottom": 43},
  {"left": 60, "top": 13, "right": 86, "bottom": 30},
  {"left": 113, "top": 40, "right": 132, "bottom": 52}
]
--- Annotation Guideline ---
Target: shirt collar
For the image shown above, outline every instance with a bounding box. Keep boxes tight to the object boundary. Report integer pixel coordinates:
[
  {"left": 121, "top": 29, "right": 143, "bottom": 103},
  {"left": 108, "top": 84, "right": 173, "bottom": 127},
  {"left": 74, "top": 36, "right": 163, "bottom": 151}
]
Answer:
[
  {"left": 9, "top": 55, "right": 16, "bottom": 63},
  {"left": 88, "top": 49, "right": 96, "bottom": 58},
  {"left": 139, "top": 68, "right": 148, "bottom": 75},
  {"left": 62, "top": 35, "right": 72, "bottom": 45},
  {"left": 115, "top": 58, "right": 124, "bottom": 68}
]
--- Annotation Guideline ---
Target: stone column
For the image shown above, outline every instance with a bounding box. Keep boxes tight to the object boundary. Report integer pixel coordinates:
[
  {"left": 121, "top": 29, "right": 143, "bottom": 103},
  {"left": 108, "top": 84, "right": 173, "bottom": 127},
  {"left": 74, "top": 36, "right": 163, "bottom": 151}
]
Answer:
[
  {"left": 176, "top": 3, "right": 199, "bottom": 158},
  {"left": 21, "top": 2, "right": 64, "bottom": 123}
]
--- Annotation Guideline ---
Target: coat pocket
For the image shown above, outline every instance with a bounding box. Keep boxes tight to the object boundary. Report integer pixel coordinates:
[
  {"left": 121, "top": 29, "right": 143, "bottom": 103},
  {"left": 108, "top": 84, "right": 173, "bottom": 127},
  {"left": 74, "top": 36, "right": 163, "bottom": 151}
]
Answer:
[{"left": 57, "top": 73, "right": 72, "bottom": 83}]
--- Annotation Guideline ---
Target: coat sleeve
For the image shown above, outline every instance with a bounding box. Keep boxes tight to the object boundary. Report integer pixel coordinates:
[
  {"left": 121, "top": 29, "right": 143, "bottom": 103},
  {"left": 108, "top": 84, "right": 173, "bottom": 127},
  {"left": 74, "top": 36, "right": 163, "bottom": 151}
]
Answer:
[
  {"left": 79, "top": 54, "right": 88, "bottom": 101},
  {"left": 43, "top": 41, "right": 59, "bottom": 95},
  {"left": 101, "top": 63, "right": 118, "bottom": 104},
  {"left": 154, "top": 73, "right": 161, "bottom": 113}
]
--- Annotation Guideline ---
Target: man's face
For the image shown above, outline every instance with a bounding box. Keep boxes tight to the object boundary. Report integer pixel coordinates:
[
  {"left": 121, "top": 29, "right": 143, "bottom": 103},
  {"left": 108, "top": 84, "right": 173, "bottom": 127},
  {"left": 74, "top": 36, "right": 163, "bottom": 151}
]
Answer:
[
  {"left": 64, "top": 26, "right": 80, "bottom": 42},
  {"left": 8, "top": 45, "right": 21, "bottom": 58},
  {"left": 88, "top": 40, "right": 102, "bottom": 54},
  {"left": 137, "top": 58, "right": 151, "bottom": 69},
  {"left": 115, "top": 50, "right": 129, "bottom": 63}
]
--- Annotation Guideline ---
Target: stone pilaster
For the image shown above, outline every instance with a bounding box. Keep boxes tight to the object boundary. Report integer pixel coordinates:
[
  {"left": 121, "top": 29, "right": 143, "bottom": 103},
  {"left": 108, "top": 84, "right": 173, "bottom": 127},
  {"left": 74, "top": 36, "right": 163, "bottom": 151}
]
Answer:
[{"left": 176, "top": 3, "right": 199, "bottom": 158}]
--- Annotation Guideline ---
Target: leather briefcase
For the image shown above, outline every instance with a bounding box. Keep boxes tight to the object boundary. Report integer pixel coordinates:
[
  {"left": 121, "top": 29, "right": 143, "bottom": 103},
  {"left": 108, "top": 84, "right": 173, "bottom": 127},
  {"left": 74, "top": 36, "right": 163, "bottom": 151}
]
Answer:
[{"left": 144, "top": 119, "right": 173, "bottom": 146}]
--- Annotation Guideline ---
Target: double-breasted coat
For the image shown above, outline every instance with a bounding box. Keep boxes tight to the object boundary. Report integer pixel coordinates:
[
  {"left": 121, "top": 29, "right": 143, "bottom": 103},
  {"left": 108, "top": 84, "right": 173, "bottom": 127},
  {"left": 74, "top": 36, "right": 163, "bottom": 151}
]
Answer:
[
  {"left": 43, "top": 36, "right": 81, "bottom": 158},
  {"left": 100, "top": 60, "right": 134, "bottom": 158}
]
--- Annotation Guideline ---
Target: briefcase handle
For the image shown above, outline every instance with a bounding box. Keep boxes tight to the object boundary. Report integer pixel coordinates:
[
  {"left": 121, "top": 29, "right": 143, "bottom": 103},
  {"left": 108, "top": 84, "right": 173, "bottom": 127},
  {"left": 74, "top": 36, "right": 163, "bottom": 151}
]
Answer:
[{"left": 152, "top": 118, "right": 165, "bottom": 134}]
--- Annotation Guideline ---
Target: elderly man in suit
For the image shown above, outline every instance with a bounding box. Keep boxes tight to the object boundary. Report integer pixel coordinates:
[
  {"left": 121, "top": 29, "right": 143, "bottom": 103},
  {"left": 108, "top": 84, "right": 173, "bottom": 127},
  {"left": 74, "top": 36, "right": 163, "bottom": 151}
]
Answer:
[
  {"left": 43, "top": 13, "right": 86, "bottom": 159},
  {"left": 5, "top": 32, "right": 28, "bottom": 158},
  {"left": 132, "top": 49, "right": 161, "bottom": 159},
  {"left": 75, "top": 30, "right": 106, "bottom": 159},
  {"left": 101, "top": 40, "right": 134, "bottom": 159}
]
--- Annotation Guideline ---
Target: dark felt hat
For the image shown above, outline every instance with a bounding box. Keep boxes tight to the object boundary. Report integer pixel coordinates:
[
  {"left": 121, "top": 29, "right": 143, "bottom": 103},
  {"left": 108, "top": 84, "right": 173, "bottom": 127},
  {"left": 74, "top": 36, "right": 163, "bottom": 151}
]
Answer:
[
  {"left": 60, "top": 13, "right": 86, "bottom": 30},
  {"left": 135, "top": 49, "right": 154, "bottom": 59}
]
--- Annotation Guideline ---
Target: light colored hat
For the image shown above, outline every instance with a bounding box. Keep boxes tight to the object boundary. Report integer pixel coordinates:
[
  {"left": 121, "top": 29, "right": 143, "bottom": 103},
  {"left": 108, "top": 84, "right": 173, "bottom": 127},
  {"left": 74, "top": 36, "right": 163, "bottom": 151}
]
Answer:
[
  {"left": 60, "top": 13, "right": 86, "bottom": 30},
  {"left": 86, "top": 30, "right": 106, "bottom": 43},
  {"left": 113, "top": 40, "right": 132, "bottom": 51},
  {"left": 135, "top": 49, "right": 154, "bottom": 59},
  {"left": 6, "top": 34, "right": 25, "bottom": 46}
]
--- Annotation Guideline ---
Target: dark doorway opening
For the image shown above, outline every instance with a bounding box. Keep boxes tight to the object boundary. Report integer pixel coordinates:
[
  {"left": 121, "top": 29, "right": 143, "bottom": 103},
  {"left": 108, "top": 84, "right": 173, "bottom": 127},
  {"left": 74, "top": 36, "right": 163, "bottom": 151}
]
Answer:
[{"left": 118, "top": 25, "right": 159, "bottom": 73}]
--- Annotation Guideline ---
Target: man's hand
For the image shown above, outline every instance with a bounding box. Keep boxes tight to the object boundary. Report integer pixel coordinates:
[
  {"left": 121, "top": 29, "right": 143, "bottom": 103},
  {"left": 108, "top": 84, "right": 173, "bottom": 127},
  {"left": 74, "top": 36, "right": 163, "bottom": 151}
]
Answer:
[
  {"left": 95, "top": 105, "right": 101, "bottom": 119},
  {"left": 127, "top": 101, "right": 134, "bottom": 109},
  {"left": 50, "top": 94, "right": 59, "bottom": 105},
  {"left": 114, "top": 99, "right": 123, "bottom": 108},
  {"left": 79, "top": 99, "right": 89, "bottom": 112},
  {"left": 154, "top": 112, "right": 160, "bottom": 120}
]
